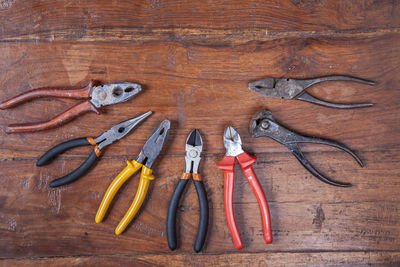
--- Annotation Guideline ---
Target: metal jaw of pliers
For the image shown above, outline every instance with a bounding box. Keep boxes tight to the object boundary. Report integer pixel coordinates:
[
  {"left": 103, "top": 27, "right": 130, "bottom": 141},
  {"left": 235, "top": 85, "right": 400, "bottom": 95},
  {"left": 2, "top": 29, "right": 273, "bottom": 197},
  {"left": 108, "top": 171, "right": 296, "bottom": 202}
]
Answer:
[
  {"left": 217, "top": 126, "right": 272, "bottom": 250},
  {"left": 249, "top": 110, "right": 364, "bottom": 187},
  {"left": 36, "top": 111, "right": 152, "bottom": 187},
  {"left": 167, "top": 130, "right": 209, "bottom": 253},
  {"left": 96, "top": 120, "right": 170, "bottom": 235},
  {"left": 249, "top": 75, "right": 375, "bottom": 109},
  {"left": 0, "top": 81, "right": 141, "bottom": 133}
]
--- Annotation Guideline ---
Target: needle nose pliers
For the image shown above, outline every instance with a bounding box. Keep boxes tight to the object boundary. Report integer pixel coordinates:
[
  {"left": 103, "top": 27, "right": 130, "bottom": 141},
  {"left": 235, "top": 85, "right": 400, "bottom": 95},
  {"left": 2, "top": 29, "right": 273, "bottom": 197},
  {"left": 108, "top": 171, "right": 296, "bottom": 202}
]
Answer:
[
  {"left": 217, "top": 126, "right": 272, "bottom": 250},
  {"left": 36, "top": 111, "right": 152, "bottom": 187},
  {"left": 167, "top": 129, "right": 209, "bottom": 253},
  {"left": 248, "top": 75, "right": 375, "bottom": 109},
  {"left": 249, "top": 109, "right": 363, "bottom": 187},
  {"left": 0, "top": 81, "right": 141, "bottom": 133},
  {"left": 96, "top": 120, "right": 170, "bottom": 235}
]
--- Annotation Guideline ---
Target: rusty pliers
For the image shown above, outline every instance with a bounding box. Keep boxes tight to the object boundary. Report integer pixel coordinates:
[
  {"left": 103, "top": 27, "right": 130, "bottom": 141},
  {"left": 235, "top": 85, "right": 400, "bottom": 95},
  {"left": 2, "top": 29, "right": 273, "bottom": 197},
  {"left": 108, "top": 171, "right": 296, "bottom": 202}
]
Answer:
[
  {"left": 0, "top": 81, "right": 141, "bottom": 133},
  {"left": 249, "top": 75, "right": 375, "bottom": 109},
  {"left": 249, "top": 110, "right": 363, "bottom": 187}
]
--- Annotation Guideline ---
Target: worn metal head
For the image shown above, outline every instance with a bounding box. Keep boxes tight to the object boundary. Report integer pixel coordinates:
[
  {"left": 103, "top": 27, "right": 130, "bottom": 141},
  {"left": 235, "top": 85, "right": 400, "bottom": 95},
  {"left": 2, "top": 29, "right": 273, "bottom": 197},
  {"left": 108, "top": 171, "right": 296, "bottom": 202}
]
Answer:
[
  {"left": 185, "top": 129, "right": 203, "bottom": 173},
  {"left": 223, "top": 126, "right": 244, "bottom": 157},
  {"left": 249, "top": 109, "right": 279, "bottom": 139},
  {"left": 90, "top": 82, "right": 142, "bottom": 108},
  {"left": 95, "top": 111, "right": 152, "bottom": 150},
  {"left": 137, "top": 120, "right": 170, "bottom": 168},
  {"left": 249, "top": 78, "right": 304, "bottom": 99}
]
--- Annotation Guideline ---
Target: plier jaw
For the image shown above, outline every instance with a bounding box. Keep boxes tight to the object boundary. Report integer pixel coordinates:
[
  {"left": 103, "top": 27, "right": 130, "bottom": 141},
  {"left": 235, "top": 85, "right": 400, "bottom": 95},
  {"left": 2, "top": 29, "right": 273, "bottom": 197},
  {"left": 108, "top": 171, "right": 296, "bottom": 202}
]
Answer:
[
  {"left": 223, "top": 126, "right": 244, "bottom": 157},
  {"left": 90, "top": 82, "right": 142, "bottom": 108},
  {"left": 185, "top": 129, "right": 203, "bottom": 174}
]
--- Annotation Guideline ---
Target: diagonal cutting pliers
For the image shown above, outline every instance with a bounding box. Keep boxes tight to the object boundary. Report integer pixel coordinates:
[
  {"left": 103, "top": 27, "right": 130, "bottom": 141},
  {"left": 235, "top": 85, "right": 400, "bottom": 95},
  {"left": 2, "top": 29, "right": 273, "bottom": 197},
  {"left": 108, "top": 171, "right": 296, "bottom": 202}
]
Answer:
[
  {"left": 249, "top": 109, "right": 363, "bottom": 187},
  {"left": 248, "top": 75, "right": 375, "bottom": 109},
  {"left": 96, "top": 120, "right": 170, "bottom": 235},
  {"left": 167, "top": 129, "right": 209, "bottom": 253},
  {"left": 217, "top": 126, "right": 272, "bottom": 250},
  {"left": 36, "top": 111, "right": 152, "bottom": 187},
  {"left": 0, "top": 81, "right": 141, "bottom": 133}
]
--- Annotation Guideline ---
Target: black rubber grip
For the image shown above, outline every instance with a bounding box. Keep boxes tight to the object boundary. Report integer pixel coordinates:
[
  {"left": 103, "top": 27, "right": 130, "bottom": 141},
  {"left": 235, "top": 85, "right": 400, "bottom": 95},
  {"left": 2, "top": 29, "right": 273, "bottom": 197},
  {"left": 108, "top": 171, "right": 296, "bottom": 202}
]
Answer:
[
  {"left": 49, "top": 150, "right": 99, "bottom": 187},
  {"left": 37, "top": 138, "right": 90, "bottom": 166},
  {"left": 193, "top": 180, "right": 209, "bottom": 252},
  {"left": 167, "top": 179, "right": 188, "bottom": 251}
]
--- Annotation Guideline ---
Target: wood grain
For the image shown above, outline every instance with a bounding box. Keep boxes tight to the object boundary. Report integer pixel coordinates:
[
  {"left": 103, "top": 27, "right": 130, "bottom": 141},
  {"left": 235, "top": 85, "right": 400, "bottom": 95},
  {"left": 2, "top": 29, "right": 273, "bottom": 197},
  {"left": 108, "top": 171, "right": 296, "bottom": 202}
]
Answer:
[{"left": 0, "top": 0, "right": 399, "bottom": 266}]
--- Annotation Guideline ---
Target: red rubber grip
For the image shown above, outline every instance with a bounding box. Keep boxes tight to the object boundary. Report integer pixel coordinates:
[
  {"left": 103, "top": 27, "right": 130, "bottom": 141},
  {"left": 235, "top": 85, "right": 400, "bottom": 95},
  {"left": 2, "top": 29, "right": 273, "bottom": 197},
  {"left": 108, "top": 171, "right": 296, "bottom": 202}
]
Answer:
[
  {"left": 217, "top": 156, "right": 243, "bottom": 250},
  {"left": 237, "top": 152, "right": 272, "bottom": 244}
]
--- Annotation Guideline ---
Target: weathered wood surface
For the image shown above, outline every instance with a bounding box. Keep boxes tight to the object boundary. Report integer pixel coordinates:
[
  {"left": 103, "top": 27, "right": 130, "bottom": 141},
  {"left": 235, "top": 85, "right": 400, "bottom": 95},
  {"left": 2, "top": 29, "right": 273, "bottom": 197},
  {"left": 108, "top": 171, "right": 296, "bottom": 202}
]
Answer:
[{"left": 0, "top": 0, "right": 399, "bottom": 266}]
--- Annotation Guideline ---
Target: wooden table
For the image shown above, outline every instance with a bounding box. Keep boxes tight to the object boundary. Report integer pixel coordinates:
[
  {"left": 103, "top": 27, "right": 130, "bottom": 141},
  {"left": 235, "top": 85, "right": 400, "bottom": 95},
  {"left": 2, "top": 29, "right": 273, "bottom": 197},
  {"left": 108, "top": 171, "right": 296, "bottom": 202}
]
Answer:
[{"left": 0, "top": 1, "right": 399, "bottom": 266}]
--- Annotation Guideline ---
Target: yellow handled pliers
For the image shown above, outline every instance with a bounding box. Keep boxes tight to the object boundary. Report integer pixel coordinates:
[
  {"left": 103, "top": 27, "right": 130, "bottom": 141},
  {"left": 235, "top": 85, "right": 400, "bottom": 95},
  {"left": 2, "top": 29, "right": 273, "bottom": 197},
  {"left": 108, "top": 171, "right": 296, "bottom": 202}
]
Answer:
[{"left": 96, "top": 120, "right": 170, "bottom": 235}]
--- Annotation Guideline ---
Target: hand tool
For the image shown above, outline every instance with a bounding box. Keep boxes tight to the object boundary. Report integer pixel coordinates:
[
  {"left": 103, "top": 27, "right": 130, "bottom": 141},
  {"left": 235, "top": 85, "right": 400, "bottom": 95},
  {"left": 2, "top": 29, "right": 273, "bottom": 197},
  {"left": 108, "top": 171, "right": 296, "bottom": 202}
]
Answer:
[
  {"left": 217, "top": 126, "right": 272, "bottom": 250},
  {"left": 0, "top": 81, "right": 141, "bottom": 133},
  {"left": 96, "top": 120, "right": 170, "bottom": 235},
  {"left": 249, "top": 109, "right": 363, "bottom": 187},
  {"left": 248, "top": 75, "right": 375, "bottom": 109},
  {"left": 37, "top": 111, "right": 152, "bottom": 187},
  {"left": 167, "top": 129, "right": 209, "bottom": 253}
]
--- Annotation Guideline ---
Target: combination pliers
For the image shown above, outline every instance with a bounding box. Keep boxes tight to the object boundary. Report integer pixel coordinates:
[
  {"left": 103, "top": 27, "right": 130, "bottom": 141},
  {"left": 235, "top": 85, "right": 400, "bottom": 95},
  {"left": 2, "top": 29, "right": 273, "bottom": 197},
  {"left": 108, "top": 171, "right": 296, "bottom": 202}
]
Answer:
[
  {"left": 37, "top": 111, "right": 152, "bottom": 187},
  {"left": 96, "top": 120, "right": 170, "bottom": 235},
  {"left": 217, "top": 126, "right": 272, "bottom": 250},
  {"left": 166, "top": 129, "right": 209, "bottom": 252}
]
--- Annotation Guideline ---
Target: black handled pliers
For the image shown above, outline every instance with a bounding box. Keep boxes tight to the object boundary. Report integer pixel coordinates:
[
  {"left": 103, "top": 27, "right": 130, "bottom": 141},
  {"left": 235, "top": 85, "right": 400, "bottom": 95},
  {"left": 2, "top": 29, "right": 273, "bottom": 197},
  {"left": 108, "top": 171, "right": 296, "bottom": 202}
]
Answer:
[
  {"left": 167, "top": 129, "right": 209, "bottom": 252},
  {"left": 36, "top": 111, "right": 152, "bottom": 187},
  {"left": 249, "top": 75, "right": 375, "bottom": 109},
  {"left": 249, "top": 110, "right": 363, "bottom": 187}
]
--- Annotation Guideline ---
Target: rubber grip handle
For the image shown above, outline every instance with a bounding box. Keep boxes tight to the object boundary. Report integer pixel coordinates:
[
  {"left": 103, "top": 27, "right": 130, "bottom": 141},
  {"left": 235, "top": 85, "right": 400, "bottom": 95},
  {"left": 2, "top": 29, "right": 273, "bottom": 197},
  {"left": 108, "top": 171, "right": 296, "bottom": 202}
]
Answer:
[
  {"left": 49, "top": 150, "right": 99, "bottom": 187},
  {"left": 6, "top": 101, "right": 100, "bottom": 133},
  {"left": 193, "top": 180, "right": 209, "bottom": 252},
  {"left": 217, "top": 156, "right": 243, "bottom": 250},
  {"left": 37, "top": 138, "right": 91, "bottom": 166},
  {"left": 0, "top": 81, "right": 93, "bottom": 109},
  {"left": 237, "top": 152, "right": 272, "bottom": 244},
  {"left": 167, "top": 179, "right": 189, "bottom": 251}
]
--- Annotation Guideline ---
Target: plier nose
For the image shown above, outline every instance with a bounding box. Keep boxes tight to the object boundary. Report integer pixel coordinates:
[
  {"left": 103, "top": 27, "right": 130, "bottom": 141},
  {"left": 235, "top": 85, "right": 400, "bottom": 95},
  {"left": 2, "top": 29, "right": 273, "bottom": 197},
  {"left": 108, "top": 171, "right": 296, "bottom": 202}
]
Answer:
[
  {"left": 223, "top": 126, "right": 244, "bottom": 157},
  {"left": 185, "top": 129, "right": 203, "bottom": 173}
]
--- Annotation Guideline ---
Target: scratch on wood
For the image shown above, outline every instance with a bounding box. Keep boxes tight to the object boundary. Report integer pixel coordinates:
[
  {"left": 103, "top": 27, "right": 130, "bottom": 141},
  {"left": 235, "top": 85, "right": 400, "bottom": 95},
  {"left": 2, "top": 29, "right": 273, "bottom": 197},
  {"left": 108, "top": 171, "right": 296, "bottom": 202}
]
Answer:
[{"left": 0, "top": 0, "right": 15, "bottom": 9}]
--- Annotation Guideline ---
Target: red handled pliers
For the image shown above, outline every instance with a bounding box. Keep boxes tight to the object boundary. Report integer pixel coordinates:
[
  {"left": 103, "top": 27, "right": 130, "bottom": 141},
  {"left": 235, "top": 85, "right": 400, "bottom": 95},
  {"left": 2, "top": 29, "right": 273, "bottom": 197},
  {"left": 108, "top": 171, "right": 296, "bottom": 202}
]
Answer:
[{"left": 217, "top": 126, "right": 272, "bottom": 250}]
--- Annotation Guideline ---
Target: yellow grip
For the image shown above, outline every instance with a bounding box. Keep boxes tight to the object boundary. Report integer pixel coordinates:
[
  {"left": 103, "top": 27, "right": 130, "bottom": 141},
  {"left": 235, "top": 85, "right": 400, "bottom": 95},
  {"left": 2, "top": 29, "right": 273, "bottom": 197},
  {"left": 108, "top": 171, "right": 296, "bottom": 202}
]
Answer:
[
  {"left": 115, "top": 166, "right": 154, "bottom": 235},
  {"left": 95, "top": 160, "right": 142, "bottom": 223}
]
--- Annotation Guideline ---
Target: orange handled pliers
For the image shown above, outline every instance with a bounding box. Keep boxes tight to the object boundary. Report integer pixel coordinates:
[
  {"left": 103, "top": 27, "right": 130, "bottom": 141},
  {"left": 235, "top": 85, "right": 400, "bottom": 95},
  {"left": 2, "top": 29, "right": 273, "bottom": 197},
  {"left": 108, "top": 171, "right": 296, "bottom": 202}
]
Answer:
[
  {"left": 96, "top": 120, "right": 170, "bottom": 235},
  {"left": 217, "top": 126, "right": 272, "bottom": 250}
]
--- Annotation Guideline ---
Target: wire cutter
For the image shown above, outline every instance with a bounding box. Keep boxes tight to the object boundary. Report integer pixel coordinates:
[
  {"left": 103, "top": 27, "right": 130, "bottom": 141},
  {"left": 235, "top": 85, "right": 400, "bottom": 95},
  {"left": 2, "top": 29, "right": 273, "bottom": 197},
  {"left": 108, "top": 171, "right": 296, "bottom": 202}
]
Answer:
[
  {"left": 96, "top": 120, "right": 170, "bottom": 235},
  {"left": 0, "top": 81, "right": 141, "bottom": 133},
  {"left": 249, "top": 109, "right": 363, "bottom": 187},
  {"left": 217, "top": 126, "right": 272, "bottom": 250},
  {"left": 36, "top": 111, "right": 152, "bottom": 187},
  {"left": 167, "top": 129, "right": 209, "bottom": 253},
  {"left": 248, "top": 75, "right": 375, "bottom": 109}
]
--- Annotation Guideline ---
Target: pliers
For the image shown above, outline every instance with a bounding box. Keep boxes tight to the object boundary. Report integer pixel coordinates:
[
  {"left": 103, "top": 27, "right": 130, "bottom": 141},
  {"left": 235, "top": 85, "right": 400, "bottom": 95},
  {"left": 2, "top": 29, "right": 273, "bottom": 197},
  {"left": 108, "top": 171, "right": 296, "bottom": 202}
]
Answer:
[
  {"left": 36, "top": 111, "right": 152, "bottom": 187},
  {"left": 96, "top": 120, "right": 170, "bottom": 235},
  {"left": 217, "top": 126, "right": 272, "bottom": 250},
  {"left": 167, "top": 129, "right": 209, "bottom": 253},
  {"left": 0, "top": 81, "right": 141, "bottom": 133},
  {"left": 249, "top": 109, "right": 363, "bottom": 187},
  {"left": 248, "top": 75, "right": 375, "bottom": 109}
]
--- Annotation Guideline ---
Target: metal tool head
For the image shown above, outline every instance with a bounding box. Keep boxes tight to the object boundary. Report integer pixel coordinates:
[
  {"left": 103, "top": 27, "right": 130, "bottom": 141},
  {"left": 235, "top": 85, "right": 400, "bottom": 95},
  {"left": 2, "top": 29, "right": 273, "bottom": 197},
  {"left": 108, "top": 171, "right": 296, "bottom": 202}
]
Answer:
[
  {"left": 223, "top": 126, "right": 244, "bottom": 157},
  {"left": 95, "top": 111, "right": 152, "bottom": 150},
  {"left": 249, "top": 78, "right": 304, "bottom": 99},
  {"left": 249, "top": 109, "right": 277, "bottom": 139},
  {"left": 136, "top": 120, "right": 170, "bottom": 168},
  {"left": 90, "top": 82, "right": 142, "bottom": 108},
  {"left": 185, "top": 129, "right": 203, "bottom": 173}
]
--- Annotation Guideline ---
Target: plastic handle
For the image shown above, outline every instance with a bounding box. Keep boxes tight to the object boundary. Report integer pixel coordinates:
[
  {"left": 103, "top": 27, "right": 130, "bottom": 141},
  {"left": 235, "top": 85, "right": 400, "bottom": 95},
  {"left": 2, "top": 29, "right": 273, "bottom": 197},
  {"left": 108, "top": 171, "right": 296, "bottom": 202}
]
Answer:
[
  {"left": 49, "top": 149, "right": 99, "bottom": 187},
  {"left": 217, "top": 156, "right": 243, "bottom": 250},
  {"left": 193, "top": 179, "right": 209, "bottom": 252},
  {"left": 95, "top": 160, "right": 142, "bottom": 223},
  {"left": 237, "top": 152, "right": 272, "bottom": 244},
  {"left": 37, "top": 138, "right": 91, "bottom": 166},
  {"left": 0, "top": 81, "right": 93, "bottom": 109},
  {"left": 167, "top": 178, "right": 189, "bottom": 251},
  {"left": 6, "top": 101, "right": 100, "bottom": 133},
  {"left": 115, "top": 165, "right": 154, "bottom": 235}
]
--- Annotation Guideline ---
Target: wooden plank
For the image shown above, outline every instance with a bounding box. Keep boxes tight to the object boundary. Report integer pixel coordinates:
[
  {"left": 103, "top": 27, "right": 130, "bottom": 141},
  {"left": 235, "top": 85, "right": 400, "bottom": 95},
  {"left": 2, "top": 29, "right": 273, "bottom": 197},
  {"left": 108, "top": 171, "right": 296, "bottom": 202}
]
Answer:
[
  {"left": 0, "top": 0, "right": 399, "bottom": 43},
  {"left": 0, "top": 33, "right": 399, "bottom": 159},
  {"left": 2, "top": 251, "right": 400, "bottom": 267},
  {"left": 0, "top": 151, "right": 398, "bottom": 257}
]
